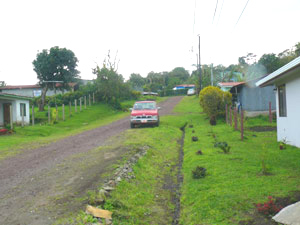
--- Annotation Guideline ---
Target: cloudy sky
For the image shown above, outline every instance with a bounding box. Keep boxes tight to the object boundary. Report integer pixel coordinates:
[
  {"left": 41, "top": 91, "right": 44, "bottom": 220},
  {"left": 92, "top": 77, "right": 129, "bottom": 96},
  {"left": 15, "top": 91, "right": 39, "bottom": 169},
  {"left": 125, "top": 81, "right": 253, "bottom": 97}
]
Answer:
[{"left": 0, "top": 0, "right": 299, "bottom": 85}]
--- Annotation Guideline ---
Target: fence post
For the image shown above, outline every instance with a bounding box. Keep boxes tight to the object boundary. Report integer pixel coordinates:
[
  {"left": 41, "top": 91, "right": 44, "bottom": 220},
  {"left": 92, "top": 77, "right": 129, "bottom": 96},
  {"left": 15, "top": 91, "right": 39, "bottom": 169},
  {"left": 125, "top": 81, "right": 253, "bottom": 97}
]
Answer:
[
  {"left": 75, "top": 99, "right": 77, "bottom": 113},
  {"left": 269, "top": 101, "right": 272, "bottom": 123},
  {"left": 69, "top": 101, "right": 72, "bottom": 116},
  {"left": 62, "top": 104, "right": 65, "bottom": 121},
  {"left": 56, "top": 107, "right": 59, "bottom": 121},
  {"left": 32, "top": 105, "right": 35, "bottom": 126},
  {"left": 21, "top": 104, "right": 24, "bottom": 127},
  {"left": 80, "top": 98, "right": 82, "bottom": 112},
  {"left": 10, "top": 105, "right": 13, "bottom": 130},
  {"left": 229, "top": 107, "right": 232, "bottom": 126},
  {"left": 234, "top": 108, "right": 238, "bottom": 130},
  {"left": 241, "top": 110, "right": 244, "bottom": 141},
  {"left": 89, "top": 94, "right": 91, "bottom": 107},
  {"left": 48, "top": 104, "right": 51, "bottom": 124},
  {"left": 84, "top": 96, "right": 87, "bottom": 109},
  {"left": 225, "top": 104, "right": 228, "bottom": 124},
  {"left": 93, "top": 92, "right": 95, "bottom": 104}
]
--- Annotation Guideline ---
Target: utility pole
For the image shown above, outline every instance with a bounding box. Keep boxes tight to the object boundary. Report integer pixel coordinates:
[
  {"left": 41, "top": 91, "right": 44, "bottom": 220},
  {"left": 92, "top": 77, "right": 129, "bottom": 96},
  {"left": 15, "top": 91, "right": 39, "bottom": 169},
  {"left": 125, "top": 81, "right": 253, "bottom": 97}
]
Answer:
[
  {"left": 211, "top": 63, "right": 214, "bottom": 86},
  {"left": 198, "top": 35, "right": 202, "bottom": 93}
]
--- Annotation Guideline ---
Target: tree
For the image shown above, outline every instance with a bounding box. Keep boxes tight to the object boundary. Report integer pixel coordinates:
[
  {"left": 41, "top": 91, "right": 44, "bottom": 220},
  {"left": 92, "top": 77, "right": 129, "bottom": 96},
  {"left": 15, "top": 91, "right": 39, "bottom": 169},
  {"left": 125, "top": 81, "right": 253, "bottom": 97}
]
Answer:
[
  {"left": 33, "top": 46, "right": 80, "bottom": 111},
  {"left": 128, "top": 73, "right": 145, "bottom": 91},
  {"left": 258, "top": 53, "right": 281, "bottom": 74},
  {"left": 93, "top": 52, "right": 132, "bottom": 108},
  {"left": 295, "top": 42, "right": 300, "bottom": 57},
  {"left": 0, "top": 81, "right": 6, "bottom": 86},
  {"left": 169, "top": 67, "right": 190, "bottom": 82},
  {"left": 199, "top": 86, "right": 232, "bottom": 125}
]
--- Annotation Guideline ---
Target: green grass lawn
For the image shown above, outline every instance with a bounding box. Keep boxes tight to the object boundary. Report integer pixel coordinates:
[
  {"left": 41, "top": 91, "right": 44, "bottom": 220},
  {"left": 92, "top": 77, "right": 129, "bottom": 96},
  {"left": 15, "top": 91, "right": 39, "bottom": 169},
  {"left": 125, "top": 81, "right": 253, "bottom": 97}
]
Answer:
[
  {"left": 176, "top": 96, "right": 300, "bottom": 224},
  {"left": 83, "top": 96, "right": 300, "bottom": 225},
  {"left": 0, "top": 102, "right": 130, "bottom": 160},
  {"left": 0, "top": 97, "right": 168, "bottom": 161}
]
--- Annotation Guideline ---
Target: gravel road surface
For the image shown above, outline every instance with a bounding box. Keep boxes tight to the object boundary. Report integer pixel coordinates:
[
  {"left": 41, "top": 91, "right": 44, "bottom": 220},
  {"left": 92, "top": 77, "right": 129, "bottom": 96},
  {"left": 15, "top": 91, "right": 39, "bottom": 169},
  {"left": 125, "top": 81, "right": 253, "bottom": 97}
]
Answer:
[{"left": 0, "top": 96, "right": 183, "bottom": 225}]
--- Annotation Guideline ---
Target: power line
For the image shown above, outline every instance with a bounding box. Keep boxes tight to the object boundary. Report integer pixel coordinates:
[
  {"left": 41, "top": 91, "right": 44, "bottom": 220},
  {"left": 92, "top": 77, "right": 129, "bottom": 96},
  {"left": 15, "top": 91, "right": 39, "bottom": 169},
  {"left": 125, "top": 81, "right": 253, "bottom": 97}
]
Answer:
[
  {"left": 234, "top": 0, "right": 250, "bottom": 28},
  {"left": 212, "top": 0, "right": 219, "bottom": 24},
  {"left": 217, "top": 0, "right": 225, "bottom": 25},
  {"left": 193, "top": 0, "right": 196, "bottom": 35}
]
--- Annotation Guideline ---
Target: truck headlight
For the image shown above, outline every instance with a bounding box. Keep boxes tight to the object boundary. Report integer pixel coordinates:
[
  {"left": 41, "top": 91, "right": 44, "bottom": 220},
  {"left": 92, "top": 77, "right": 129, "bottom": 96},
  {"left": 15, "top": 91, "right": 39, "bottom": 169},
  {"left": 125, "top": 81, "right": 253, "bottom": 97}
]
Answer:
[
  {"left": 131, "top": 116, "right": 136, "bottom": 120},
  {"left": 152, "top": 115, "right": 158, "bottom": 120}
]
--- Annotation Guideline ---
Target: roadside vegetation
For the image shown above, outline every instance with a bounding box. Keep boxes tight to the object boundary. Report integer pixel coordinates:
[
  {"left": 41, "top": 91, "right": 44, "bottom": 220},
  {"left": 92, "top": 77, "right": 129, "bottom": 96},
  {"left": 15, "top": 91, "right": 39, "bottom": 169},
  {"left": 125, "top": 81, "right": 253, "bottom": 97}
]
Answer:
[
  {"left": 74, "top": 96, "right": 300, "bottom": 224},
  {"left": 177, "top": 96, "right": 300, "bottom": 224},
  {"left": 0, "top": 96, "right": 166, "bottom": 161}
]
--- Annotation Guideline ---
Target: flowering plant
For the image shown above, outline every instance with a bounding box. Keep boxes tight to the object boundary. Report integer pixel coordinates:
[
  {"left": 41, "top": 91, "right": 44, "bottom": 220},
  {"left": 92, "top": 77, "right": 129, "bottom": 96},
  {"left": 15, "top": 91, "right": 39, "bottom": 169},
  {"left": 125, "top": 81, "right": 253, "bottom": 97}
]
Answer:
[{"left": 255, "top": 196, "right": 283, "bottom": 216}]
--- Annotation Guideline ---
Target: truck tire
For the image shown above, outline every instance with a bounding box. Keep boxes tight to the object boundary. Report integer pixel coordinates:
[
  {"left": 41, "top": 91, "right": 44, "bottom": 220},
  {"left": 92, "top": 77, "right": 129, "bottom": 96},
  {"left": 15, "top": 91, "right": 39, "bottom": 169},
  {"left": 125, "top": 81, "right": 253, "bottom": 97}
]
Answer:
[{"left": 130, "top": 123, "right": 134, "bottom": 128}]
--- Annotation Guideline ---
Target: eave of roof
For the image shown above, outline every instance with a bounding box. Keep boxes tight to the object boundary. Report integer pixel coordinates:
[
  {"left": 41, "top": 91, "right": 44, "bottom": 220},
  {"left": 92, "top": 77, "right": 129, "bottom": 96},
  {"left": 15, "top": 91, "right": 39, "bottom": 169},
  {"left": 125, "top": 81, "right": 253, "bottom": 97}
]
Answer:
[
  {"left": 218, "top": 82, "right": 245, "bottom": 87},
  {"left": 0, "top": 93, "right": 32, "bottom": 100},
  {"left": 0, "top": 85, "right": 40, "bottom": 90},
  {"left": 256, "top": 56, "right": 300, "bottom": 87}
]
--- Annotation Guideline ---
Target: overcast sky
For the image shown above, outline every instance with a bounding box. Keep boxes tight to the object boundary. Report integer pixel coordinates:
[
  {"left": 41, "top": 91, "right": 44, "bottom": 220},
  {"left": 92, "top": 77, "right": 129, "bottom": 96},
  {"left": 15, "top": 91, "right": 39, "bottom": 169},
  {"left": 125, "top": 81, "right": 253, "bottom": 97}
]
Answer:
[{"left": 0, "top": 0, "right": 299, "bottom": 85}]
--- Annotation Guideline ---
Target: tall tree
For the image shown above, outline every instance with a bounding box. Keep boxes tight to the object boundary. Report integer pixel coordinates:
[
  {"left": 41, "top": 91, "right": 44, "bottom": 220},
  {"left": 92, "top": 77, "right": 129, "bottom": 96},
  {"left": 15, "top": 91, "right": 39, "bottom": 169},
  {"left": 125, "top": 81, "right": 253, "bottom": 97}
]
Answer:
[
  {"left": 33, "top": 46, "right": 80, "bottom": 111},
  {"left": 294, "top": 42, "right": 300, "bottom": 57},
  {"left": 128, "top": 73, "right": 145, "bottom": 91},
  {"left": 258, "top": 53, "right": 281, "bottom": 74}
]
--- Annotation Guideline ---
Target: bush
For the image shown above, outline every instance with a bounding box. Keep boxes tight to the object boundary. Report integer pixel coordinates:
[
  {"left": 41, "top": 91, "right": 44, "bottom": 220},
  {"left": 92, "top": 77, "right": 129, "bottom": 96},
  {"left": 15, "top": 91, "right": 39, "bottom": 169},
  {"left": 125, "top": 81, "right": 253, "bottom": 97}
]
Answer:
[
  {"left": 255, "top": 196, "right": 283, "bottom": 216},
  {"left": 199, "top": 86, "right": 232, "bottom": 125},
  {"left": 214, "top": 141, "right": 231, "bottom": 154},
  {"left": 192, "top": 166, "right": 206, "bottom": 179}
]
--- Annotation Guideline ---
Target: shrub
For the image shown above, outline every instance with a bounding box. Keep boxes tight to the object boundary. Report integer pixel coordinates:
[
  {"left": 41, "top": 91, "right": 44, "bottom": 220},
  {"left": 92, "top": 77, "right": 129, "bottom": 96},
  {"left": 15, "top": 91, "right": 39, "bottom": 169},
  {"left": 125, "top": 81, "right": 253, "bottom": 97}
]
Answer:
[
  {"left": 255, "top": 196, "right": 283, "bottom": 216},
  {"left": 192, "top": 166, "right": 206, "bottom": 179},
  {"left": 199, "top": 86, "right": 232, "bottom": 125},
  {"left": 214, "top": 141, "right": 231, "bottom": 154}
]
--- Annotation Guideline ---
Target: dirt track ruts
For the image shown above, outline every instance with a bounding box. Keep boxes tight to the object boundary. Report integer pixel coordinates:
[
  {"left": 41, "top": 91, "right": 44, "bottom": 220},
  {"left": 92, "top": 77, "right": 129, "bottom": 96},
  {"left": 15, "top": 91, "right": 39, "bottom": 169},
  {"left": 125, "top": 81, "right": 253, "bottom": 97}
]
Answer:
[{"left": 0, "top": 96, "right": 183, "bottom": 225}]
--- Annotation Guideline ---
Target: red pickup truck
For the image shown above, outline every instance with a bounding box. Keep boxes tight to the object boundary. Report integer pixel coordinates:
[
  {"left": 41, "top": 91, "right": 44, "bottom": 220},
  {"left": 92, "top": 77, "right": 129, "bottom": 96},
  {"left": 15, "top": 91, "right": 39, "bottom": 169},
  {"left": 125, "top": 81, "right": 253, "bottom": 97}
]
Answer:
[{"left": 130, "top": 101, "right": 160, "bottom": 128}]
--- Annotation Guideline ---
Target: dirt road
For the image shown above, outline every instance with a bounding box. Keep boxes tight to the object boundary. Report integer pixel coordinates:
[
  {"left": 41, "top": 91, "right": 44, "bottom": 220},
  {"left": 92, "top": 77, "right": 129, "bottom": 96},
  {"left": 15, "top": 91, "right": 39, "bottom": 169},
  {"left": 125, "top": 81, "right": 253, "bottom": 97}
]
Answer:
[{"left": 0, "top": 96, "right": 182, "bottom": 225}]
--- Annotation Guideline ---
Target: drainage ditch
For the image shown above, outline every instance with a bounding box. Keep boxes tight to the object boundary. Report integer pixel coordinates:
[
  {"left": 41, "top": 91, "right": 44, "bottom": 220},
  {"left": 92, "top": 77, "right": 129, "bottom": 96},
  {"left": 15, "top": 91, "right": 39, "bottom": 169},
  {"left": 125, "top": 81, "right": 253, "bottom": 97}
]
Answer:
[{"left": 172, "top": 122, "right": 187, "bottom": 225}]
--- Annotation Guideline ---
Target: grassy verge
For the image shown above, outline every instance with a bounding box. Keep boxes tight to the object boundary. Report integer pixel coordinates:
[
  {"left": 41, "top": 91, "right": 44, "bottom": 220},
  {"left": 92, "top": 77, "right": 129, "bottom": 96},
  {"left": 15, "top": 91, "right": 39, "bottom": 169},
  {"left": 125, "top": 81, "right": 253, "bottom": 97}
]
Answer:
[
  {"left": 0, "top": 97, "right": 167, "bottom": 160},
  {"left": 52, "top": 95, "right": 300, "bottom": 224},
  {"left": 0, "top": 103, "right": 128, "bottom": 160},
  {"left": 101, "top": 115, "right": 187, "bottom": 224},
  {"left": 176, "top": 96, "right": 300, "bottom": 224}
]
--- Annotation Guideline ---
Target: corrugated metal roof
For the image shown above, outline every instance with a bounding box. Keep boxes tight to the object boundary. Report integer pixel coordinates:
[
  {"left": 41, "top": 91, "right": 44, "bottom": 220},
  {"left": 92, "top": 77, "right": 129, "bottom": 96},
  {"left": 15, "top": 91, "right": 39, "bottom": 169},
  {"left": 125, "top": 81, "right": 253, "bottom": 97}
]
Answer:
[
  {"left": 0, "top": 85, "right": 40, "bottom": 90},
  {"left": 0, "top": 92, "right": 32, "bottom": 100},
  {"left": 0, "top": 82, "right": 77, "bottom": 90},
  {"left": 256, "top": 56, "right": 300, "bottom": 87},
  {"left": 218, "top": 82, "right": 245, "bottom": 87},
  {"left": 175, "top": 84, "right": 195, "bottom": 87}
]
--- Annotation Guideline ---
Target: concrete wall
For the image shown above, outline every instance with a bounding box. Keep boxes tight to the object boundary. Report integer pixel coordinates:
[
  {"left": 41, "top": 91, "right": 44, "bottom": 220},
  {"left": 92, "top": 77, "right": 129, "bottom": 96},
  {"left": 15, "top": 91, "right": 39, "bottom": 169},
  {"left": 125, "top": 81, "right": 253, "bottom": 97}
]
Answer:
[
  {"left": 15, "top": 100, "right": 30, "bottom": 125},
  {"left": 0, "top": 99, "right": 30, "bottom": 126},
  {"left": 0, "top": 102, "right": 3, "bottom": 125},
  {"left": 239, "top": 81, "right": 276, "bottom": 111},
  {"left": 276, "top": 75, "right": 300, "bottom": 148}
]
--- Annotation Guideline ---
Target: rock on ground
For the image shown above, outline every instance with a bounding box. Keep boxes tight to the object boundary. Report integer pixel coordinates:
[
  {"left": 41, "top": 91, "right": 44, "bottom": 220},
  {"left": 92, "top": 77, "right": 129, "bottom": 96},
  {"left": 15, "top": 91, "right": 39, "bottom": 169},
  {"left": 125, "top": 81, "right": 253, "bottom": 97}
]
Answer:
[{"left": 273, "top": 201, "right": 300, "bottom": 225}]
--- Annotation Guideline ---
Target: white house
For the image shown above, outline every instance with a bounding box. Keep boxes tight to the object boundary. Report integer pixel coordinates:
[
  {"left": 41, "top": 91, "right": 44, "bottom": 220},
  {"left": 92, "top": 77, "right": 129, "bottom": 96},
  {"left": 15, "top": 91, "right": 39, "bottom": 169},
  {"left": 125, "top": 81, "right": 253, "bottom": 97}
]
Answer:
[
  {"left": 256, "top": 56, "right": 300, "bottom": 148},
  {"left": 0, "top": 93, "right": 31, "bottom": 127}
]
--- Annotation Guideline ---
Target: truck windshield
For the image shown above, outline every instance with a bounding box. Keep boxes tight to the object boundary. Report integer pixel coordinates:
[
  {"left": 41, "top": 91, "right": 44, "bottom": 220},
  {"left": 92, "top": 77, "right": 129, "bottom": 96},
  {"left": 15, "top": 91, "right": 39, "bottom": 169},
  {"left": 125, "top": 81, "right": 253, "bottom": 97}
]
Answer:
[{"left": 133, "top": 102, "right": 156, "bottom": 110}]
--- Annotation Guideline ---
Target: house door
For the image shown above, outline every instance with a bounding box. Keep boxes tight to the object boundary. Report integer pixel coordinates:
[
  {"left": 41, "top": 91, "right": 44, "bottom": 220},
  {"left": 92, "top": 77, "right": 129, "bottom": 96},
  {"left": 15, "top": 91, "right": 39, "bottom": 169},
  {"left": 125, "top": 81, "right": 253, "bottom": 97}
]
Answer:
[{"left": 3, "top": 103, "right": 11, "bottom": 125}]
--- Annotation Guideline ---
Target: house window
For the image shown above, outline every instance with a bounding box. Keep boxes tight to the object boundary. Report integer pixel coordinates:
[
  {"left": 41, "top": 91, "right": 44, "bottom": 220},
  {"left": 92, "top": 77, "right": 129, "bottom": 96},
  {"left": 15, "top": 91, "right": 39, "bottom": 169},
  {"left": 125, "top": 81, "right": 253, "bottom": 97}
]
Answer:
[
  {"left": 278, "top": 85, "right": 287, "bottom": 117},
  {"left": 20, "top": 103, "right": 26, "bottom": 117}
]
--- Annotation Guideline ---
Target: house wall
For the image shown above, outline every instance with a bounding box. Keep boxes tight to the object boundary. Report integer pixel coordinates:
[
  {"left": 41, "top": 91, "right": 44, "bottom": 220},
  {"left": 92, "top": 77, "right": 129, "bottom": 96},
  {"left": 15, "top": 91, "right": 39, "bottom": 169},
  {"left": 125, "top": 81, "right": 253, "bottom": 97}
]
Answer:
[
  {"left": 0, "top": 99, "right": 30, "bottom": 126},
  {"left": 276, "top": 75, "right": 300, "bottom": 148},
  {"left": 0, "top": 102, "right": 3, "bottom": 125},
  {"left": 239, "top": 85, "right": 276, "bottom": 111},
  {"left": 15, "top": 100, "right": 30, "bottom": 125}
]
